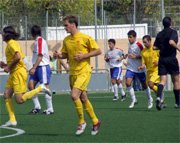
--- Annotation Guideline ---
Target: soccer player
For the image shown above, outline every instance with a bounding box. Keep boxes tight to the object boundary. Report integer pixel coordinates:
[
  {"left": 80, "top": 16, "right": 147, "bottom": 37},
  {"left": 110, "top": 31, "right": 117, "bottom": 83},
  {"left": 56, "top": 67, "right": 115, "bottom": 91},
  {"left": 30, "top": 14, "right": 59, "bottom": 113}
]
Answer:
[
  {"left": 138, "top": 35, "right": 166, "bottom": 108},
  {"left": 105, "top": 39, "right": 126, "bottom": 101},
  {"left": 153, "top": 17, "right": 180, "bottom": 110},
  {"left": 28, "top": 25, "right": 54, "bottom": 115},
  {"left": 53, "top": 15, "right": 102, "bottom": 136},
  {"left": 0, "top": 26, "right": 51, "bottom": 127},
  {"left": 125, "top": 30, "right": 153, "bottom": 109}
]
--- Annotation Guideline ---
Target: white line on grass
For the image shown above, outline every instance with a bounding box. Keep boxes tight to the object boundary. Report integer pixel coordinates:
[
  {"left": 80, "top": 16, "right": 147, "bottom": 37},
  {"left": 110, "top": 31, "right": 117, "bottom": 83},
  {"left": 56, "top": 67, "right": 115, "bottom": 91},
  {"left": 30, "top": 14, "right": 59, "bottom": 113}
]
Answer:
[{"left": 0, "top": 126, "right": 25, "bottom": 139}]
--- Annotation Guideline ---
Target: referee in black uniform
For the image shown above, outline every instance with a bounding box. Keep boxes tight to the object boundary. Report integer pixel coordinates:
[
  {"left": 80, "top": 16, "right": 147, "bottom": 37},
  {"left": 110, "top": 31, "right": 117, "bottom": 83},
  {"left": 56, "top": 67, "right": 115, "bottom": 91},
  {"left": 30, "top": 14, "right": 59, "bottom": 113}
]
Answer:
[{"left": 153, "top": 16, "right": 180, "bottom": 110}]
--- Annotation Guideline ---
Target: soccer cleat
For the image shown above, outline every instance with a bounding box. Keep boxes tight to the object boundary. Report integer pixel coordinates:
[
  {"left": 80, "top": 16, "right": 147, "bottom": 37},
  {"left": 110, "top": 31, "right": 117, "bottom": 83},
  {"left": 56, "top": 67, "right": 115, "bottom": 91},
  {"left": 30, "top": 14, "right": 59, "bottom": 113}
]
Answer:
[
  {"left": 148, "top": 101, "right": 153, "bottom": 109},
  {"left": 147, "top": 98, "right": 153, "bottom": 109},
  {"left": 40, "top": 84, "right": 52, "bottom": 96},
  {"left": 174, "top": 104, "right": 180, "bottom": 109},
  {"left": 42, "top": 110, "right": 54, "bottom": 115},
  {"left": 29, "top": 108, "right": 41, "bottom": 114},
  {"left": 129, "top": 101, "right": 138, "bottom": 108},
  {"left": 121, "top": 94, "right": 126, "bottom": 102},
  {"left": 156, "top": 97, "right": 162, "bottom": 111},
  {"left": 91, "top": 120, "right": 101, "bottom": 135},
  {"left": 75, "top": 122, "right": 87, "bottom": 136},
  {"left": 112, "top": 96, "right": 119, "bottom": 101},
  {"left": 1, "top": 120, "right": 17, "bottom": 127}
]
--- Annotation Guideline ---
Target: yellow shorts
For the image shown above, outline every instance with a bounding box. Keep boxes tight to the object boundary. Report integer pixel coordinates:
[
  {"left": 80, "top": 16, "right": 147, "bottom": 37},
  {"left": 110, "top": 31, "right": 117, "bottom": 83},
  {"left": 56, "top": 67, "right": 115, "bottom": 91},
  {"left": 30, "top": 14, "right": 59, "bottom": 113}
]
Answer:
[
  {"left": 6, "top": 68, "right": 27, "bottom": 94},
  {"left": 146, "top": 71, "right": 160, "bottom": 84},
  {"left": 69, "top": 72, "right": 91, "bottom": 91}
]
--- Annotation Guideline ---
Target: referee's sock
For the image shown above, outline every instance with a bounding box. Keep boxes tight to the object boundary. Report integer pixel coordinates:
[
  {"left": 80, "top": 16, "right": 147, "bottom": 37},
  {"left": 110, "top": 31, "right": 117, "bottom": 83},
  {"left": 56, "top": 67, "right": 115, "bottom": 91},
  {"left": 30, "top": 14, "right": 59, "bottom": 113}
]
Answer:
[
  {"left": 173, "top": 90, "right": 180, "bottom": 105},
  {"left": 157, "top": 84, "right": 164, "bottom": 98}
]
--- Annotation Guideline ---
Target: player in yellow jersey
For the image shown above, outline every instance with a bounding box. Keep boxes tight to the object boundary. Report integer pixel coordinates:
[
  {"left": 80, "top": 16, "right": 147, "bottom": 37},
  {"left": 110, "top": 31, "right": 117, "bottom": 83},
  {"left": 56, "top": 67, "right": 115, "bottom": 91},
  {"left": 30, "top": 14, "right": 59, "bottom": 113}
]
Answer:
[
  {"left": 53, "top": 15, "right": 102, "bottom": 136},
  {"left": 138, "top": 35, "right": 166, "bottom": 109},
  {"left": 0, "top": 26, "right": 52, "bottom": 127}
]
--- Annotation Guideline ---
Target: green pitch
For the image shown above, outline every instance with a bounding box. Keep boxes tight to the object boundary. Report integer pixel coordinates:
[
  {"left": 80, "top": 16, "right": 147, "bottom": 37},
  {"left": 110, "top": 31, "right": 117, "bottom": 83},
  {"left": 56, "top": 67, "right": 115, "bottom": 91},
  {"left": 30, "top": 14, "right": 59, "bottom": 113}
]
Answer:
[{"left": 0, "top": 91, "right": 179, "bottom": 143}]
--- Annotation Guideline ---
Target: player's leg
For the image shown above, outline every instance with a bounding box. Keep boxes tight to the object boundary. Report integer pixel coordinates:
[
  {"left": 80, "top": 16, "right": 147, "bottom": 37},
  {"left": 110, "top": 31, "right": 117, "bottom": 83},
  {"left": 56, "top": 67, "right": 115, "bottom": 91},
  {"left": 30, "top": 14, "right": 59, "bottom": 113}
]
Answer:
[
  {"left": 148, "top": 72, "right": 167, "bottom": 108},
  {"left": 13, "top": 69, "right": 51, "bottom": 104},
  {"left": 156, "top": 75, "right": 167, "bottom": 110},
  {"left": 81, "top": 91, "right": 101, "bottom": 135},
  {"left": 117, "top": 67, "right": 126, "bottom": 101},
  {"left": 126, "top": 70, "right": 137, "bottom": 108},
  {"left": 138, "top": 72, "right": 153, "bottom": 109},
  {"left": 71, "top": 87, "right": 85, "bottom": 135},
  {"left": 38, "top": 65, "right": 54, "bottom": 114},
  {"left": 156, "top": 58, "right": 168, "bottom": 110},
  {"left": 169, "top": 58, "right": 180, "bottom": 108},
  {"left": 43, "top": 84, "right": 54, "bottom": 114},
  {"left": 171, "top": 74, "right": 180, "bottom": 108},
  {"left": 110, "top": 68, "right": 119, "bottom": 101},
  {"left": 112, "top": 78, "right": 119, "bottom": 101},
  {"left": 70, "top": 74, "right": 85, "bottom": 135},
  {"left": 117, "top": 79, "right": 126, "bottom": 101},
  {"left": 28, "top": 80, "right": 41, "bottom": 114},
  {"left": 2, "top": 87, "right": 17, "bottom": 127}
]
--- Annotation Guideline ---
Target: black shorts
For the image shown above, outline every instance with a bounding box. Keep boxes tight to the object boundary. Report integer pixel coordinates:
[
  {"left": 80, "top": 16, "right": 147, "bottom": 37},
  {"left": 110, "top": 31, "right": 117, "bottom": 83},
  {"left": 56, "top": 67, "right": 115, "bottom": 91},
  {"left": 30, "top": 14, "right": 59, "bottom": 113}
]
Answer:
[{"left": 158, "top": 57, "right": 179, "bottom": 75}]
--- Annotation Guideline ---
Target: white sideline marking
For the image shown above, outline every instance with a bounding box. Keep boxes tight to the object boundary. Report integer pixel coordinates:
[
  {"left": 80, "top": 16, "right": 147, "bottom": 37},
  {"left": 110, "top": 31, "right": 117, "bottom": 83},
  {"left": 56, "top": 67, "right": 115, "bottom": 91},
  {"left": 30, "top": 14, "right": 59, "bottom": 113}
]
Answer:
[{"left": 0, "top": 126, "right": 25, "bottom": 139}]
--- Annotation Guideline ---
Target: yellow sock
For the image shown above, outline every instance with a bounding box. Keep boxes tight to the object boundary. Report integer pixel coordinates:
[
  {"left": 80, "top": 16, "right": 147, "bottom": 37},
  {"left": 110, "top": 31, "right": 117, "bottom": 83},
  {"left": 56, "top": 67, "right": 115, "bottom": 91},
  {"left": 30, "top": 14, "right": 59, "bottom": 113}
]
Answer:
[
  {"left": 152, "top": 85, "right": 158, "bottom": 96},
  {"left": 5, "top": 98, "right": 16, "bottom": 122},
  {"left": 83, "top": 99, "right": 98, "bottom": 125},
  {"left": 74, "top": 99, "right": 84, "bottom": 125},
  {"left": 22, "top": 86, "right": 42, "bottom": 102}
]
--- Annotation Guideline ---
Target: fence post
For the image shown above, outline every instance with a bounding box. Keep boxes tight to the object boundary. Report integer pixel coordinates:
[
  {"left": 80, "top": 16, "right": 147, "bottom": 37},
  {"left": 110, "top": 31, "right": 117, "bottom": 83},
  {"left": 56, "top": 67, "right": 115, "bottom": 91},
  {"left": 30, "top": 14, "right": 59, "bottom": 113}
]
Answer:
[
  {"left": 46, "top": 10, "right": 48, "bottom": 43},
  {"left": 94, "top": 0, "right": 98, "bottom": 73},
  {"left": 25, "top": 16, "right": 27, "bottom": 56},
  {"left": 1, "top": 12, "right": 4, "bottom": 60}
]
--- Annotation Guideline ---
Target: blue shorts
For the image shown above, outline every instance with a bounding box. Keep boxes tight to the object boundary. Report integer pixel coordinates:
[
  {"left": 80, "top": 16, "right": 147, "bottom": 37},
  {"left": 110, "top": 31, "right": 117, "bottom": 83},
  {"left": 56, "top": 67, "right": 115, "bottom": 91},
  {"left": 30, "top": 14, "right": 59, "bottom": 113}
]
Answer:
[
  {"left": 125, "top": 69, "right": 146, "bottom": 83},
  {"left": 29, "top": 65, "right": 51, "bottom": 84},
  {"left": 110, "top": 67, "right": 123, "bottom": 80}
]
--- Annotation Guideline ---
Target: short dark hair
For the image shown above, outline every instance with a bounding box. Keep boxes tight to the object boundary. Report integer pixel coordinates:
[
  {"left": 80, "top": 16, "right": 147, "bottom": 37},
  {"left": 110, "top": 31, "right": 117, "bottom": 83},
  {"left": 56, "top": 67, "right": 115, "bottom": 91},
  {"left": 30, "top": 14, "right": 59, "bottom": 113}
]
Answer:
[
  {"left": 142, "top": 35, "right": 151, "bottom": 41},
  {"left": 31, "top": 25, "right": 41, "bottom": 37},
  {"left": 63, "top": 15, "right": 78, "bottom": 27},
  {"left": 3, "top": 26, "right": 20, "bottom": 41},
  {"left": 163, "top": 17, "right": 171, "bottom": 28},
  {"left": 127, "top": 30, "right": 136, "bottom": 37},
  {"left": 108, "top": 39, "right": 116, "bottom": 45}
]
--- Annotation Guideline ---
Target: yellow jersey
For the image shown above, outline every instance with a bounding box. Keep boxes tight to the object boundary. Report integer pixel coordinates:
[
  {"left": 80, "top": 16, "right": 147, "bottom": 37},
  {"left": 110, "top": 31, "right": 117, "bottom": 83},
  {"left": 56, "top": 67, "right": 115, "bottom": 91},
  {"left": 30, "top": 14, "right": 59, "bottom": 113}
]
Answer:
[
  {"left": 61, "top": 32, "right": 99, "bottom": 75},
  {"left": 6, "top": 39, "right": 26, "bottom": 73},
  {"left": 141, "top": 46, "right": 159, "bottom": 73}
]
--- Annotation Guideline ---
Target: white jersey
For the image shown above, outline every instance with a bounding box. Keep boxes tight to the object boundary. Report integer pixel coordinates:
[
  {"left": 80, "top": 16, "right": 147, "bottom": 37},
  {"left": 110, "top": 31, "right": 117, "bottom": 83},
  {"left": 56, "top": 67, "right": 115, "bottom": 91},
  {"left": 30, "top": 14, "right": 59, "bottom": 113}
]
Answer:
[
  {"left": 32, "top": 36, "right": 50, "bottom": 66},
  {"left": 105, "top": 48, "right": 124, "bottom": 68},
  {"left": 127, "top": 41, "right": 145, "bottom": 73}
]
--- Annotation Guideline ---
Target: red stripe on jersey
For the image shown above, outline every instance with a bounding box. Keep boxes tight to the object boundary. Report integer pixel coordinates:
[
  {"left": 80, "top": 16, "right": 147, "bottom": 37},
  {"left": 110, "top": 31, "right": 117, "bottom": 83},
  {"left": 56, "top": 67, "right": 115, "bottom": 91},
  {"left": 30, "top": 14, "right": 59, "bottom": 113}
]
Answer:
[
  {"left": 38, "top": 38, "right": 42, "bottom": 55},
  {"left": 136, "top": 42, "right": 143, "bottom": 51}
]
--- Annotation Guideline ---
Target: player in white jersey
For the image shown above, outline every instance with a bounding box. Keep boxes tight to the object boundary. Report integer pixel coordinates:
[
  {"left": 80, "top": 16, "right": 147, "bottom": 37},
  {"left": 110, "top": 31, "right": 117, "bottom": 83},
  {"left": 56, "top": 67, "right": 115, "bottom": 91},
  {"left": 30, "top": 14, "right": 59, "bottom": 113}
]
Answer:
[
  {"left": 125, "top": 30, "right": 153, "bottom": 109},
  {"left": 105, "top": 39, "right": 126, "bottom": 101},
  {"left": 28, "top": 25, "right": 54, "bottom": 115}
]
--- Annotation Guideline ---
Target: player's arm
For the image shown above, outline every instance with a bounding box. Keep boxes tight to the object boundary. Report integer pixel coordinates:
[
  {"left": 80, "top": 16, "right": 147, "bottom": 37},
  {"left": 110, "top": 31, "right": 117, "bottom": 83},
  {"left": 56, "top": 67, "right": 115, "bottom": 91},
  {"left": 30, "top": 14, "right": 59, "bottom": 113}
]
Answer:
[
  {"left": 74, "top": 48, "right": 102, "bottom": 61},
  {"left": 169, "top": 40, "right": 180, "bottom": 52},
  {"left": 4, "top": 52, "right": 21, "bottom": 73},
  {"left": 138, "top": 63, "right": 145, "bottom": 71},
  {"left": 0, "top": 61, "right": 7, "bottom": 68},
  {"left": 104, "top": 53, "right": 110, "bottom": 62},
  {"left": 29, "top": 55, "right": 43, "bottom": 75},
  {"left": 138, "top": 53, "right": 145, "bottom": 71},
  {"left": 128, "top": 53, "right": 141, "bottom": 59},
  {"left": 53, "top": 51, "right": 68, "bottom": 59}
]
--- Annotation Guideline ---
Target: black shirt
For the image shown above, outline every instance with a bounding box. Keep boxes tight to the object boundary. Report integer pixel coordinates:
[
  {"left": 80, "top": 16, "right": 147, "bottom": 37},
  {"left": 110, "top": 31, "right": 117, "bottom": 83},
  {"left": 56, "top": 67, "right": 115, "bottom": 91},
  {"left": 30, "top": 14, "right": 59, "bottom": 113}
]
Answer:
[{"left": 154, "top": 27, "right": 178, "bottom": 58}]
